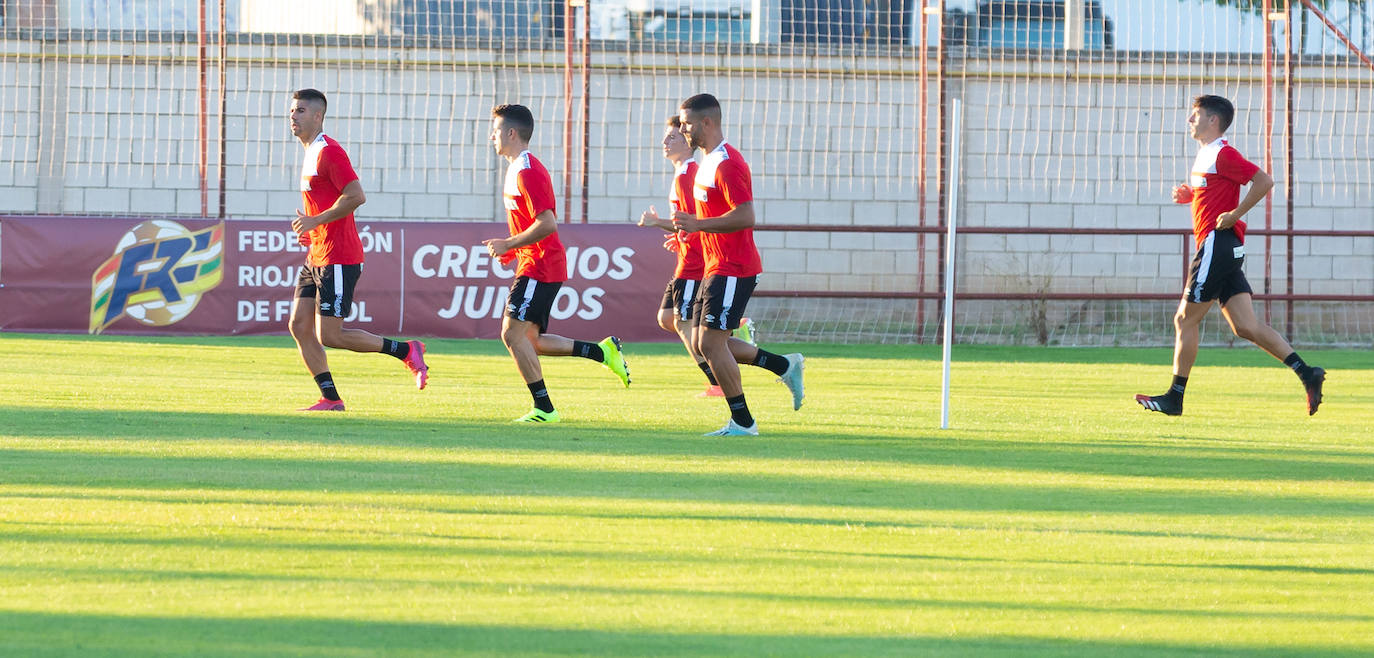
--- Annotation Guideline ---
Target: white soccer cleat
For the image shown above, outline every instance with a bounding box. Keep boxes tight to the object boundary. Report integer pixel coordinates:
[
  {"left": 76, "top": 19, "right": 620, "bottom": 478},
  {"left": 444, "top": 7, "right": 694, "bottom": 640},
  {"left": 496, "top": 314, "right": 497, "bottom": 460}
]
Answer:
[
  {"left": 777, "top": 353, "right": 805, "bottom": 410},
  {"left": 704, "top": 419, "right": 759, "bottom": 436}
]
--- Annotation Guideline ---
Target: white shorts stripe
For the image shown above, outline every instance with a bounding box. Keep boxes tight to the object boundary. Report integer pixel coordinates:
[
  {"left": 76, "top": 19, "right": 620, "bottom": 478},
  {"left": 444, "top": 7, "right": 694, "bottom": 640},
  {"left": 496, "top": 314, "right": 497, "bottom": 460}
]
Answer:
[
  {"left": 680, "top": 279, "right": 696, "bottom": 320},
  {"left": 331, "top": 264, "right": 345, "bottom": 317},
  {"left": 1192, "top": 231, "right": 1215, "bottom": 303},
  {"left": 517, "top": 277, "right": 538, "bottom": 321},
  {"left": 718, "top": 276, "right": 738, "bottom": 330}
]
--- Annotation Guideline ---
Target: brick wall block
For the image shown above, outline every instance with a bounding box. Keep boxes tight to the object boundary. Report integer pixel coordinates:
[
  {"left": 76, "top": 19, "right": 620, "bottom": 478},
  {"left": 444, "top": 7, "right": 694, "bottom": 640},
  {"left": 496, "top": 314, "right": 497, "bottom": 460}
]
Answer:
[
  {"left": 853, "top": 201, "right": 897, "bottom": 226},
  {"left": 129, "top": 189, "right": 176, "bottom": 214},
  {"left": 784, "top": 232, "right": 830, "bottom": 250},
  {"left": 807, "top": 249, "right": 852, "bottom": 274},
  {"left": 1071, "top": 252, "right": 1116, "bottom": 277},
  {"left": 983, "top": 203, "right": 1030, "bottom": 227}
]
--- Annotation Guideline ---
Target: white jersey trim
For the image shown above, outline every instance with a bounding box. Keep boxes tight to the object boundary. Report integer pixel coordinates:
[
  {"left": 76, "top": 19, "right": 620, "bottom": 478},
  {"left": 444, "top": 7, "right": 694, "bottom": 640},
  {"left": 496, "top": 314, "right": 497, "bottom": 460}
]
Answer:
[
  {"left": 300, "top": 132, "right": 329, "bottom": 192},
  {"left": 695, "top": 142, "right": 731, "bottom": 191},
  {"left": 1189, "top": 137, "right": 1227, "bottom": 188},
  {"left": 504, "top": 150, "right": 533, "bottom": 198},
  {"left": 669, "top": 160, "right": 692, "bottom": 204}
]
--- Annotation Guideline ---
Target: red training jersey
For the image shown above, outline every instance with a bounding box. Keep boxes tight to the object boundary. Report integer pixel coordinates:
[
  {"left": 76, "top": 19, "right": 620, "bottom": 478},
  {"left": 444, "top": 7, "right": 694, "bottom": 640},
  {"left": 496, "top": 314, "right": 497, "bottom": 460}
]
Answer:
[
  {"left": 503, "top": 151, "right": 567, "bottom": 283},
  {"left": 300, "top": 133, "right": 364, "bottom": 267},
  {"left": 1188, "top": 137, "right": 1260, "bottom": 248},
  {"left": 693, "top": 142, "right": 762, "bottom": 278},
  {"left": 669, "top": 160, "right": 705, "bottom": 280}
]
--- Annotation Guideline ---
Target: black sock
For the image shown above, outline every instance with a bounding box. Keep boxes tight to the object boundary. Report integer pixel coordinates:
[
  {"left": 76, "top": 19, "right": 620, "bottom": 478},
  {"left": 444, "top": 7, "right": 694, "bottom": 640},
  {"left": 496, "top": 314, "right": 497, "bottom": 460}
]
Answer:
[
  {"left": 726, "top": 394, "right": 754, "bottom": 428},
  {"left": 381, "top": 338, "right": 410, "bottom": 361},
  {"left": 314, "top": 372, "right": 341, "bottom": 401},
  {"left": 698, "top": 361, "right": 718, "bottom": 386},
  {"left": 572, "top": 340, "right": 604, "bottom": 363},
  {"left": 1167, "top": 375, "right": 1187, "bottom": 401},
  {"left": 1283, "top": 352, "right": 1313, "bottom": 378},
  {"left": 750, "top": 349, "right": 790, "bottom": 376},
  {"left": 528, "top": 379, "right": 555, "bottom": 413}
]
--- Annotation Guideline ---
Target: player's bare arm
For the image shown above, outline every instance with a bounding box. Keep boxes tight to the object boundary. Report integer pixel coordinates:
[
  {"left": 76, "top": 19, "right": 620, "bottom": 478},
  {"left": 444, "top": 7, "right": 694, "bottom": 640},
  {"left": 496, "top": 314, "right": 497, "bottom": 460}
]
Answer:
[
  {"left": 1217, "top": 170, "right": 1273, "bottom": 230},
  {"left": 638, "top": 205, "right": 675, "bottom": 231},
  {"left": 672, "top": 201, "right": 754, "bottom": 234},
  {"left": 485, "top": 209, "right": 557, "bottom": 258},
  {"left": 293, "top": 180, "right": 366, "bottom": 234}
]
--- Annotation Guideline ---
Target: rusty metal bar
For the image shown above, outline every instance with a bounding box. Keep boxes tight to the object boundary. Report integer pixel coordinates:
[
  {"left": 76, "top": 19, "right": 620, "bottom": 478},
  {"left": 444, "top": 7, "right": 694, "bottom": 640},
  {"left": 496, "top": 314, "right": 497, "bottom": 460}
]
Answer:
[{"left": 751, "top": 224, "right": 1374, "bottom": 238}]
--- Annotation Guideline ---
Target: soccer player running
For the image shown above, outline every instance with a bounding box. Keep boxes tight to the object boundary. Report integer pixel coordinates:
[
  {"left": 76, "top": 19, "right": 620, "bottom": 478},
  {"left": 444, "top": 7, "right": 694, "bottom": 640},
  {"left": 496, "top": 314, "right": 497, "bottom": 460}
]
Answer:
[
  {"left": 672, "top": 94, "right": 804, "bottom": 436},
  {"left": 637, "top": 115, "right": 728, "bottom": 397},
  {"left": 287, "top": 88, "right": 429, "bottom": 412},
  {"left": 1136, "top": 94, "right": 1325, "bottom": 417},
  {"left": 482, "top": 104, "right": 630, "bottom": 423}
]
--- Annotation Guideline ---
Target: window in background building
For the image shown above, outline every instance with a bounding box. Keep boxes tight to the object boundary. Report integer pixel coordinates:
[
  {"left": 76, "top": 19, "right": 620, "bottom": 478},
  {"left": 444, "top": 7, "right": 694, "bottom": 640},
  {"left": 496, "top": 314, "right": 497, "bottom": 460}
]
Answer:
[
  {"left": 782, "top": 0, "right": 913, "bottom": 45},
  {"left": 627, "top": 0, "right": 751, "bottom": 43},
  {"left": 977, "top": 0, "right": 1114, "bottom": 50}
]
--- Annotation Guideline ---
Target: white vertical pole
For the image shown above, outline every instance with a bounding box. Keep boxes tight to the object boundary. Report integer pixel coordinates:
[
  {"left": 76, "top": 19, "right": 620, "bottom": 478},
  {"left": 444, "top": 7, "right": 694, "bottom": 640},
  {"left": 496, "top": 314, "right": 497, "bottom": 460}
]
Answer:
[
  {"left": 751, "top": 0, "right": 780, "bottom": 43},
  {"left": 1064, "top": 0, "right": 1087, "bottom": 50},
  {"left": 940, "top": 99, "right": 962, "bottom": 430}
]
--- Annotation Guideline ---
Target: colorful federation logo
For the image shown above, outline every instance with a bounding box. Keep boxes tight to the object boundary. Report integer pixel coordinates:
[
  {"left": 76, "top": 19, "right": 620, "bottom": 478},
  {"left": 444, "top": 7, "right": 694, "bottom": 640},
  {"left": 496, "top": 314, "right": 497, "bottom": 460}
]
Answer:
[{"left": 89, "top": 220, "right": 225, "bottom": 334}]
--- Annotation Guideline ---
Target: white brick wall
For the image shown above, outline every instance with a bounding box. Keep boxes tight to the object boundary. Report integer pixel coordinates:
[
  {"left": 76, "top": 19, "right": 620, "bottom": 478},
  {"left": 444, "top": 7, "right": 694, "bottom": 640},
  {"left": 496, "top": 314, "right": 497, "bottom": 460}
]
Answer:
[{"left": 1, "top": 41, "right": 1369, "bottom": 300}]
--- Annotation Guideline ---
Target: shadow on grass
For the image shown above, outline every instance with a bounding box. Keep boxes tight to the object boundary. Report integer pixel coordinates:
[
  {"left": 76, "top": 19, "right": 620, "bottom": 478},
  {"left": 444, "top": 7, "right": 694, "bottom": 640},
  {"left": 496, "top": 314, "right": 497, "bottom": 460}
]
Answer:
[
  {"left": 0, "top": 612, "right": 1367, "bottom": 657},
  {"left": 0, "top": 492, "right": 1329, "bottom": 547},
  {"left": 3, "top": 409, "right": 1374, "bottom": 518},
  {"left": 5, "top": 405, "right": 1374, "bottom": 486},
  {"left": 8, "top": 526, "right": 1374, "bottom": 589}
]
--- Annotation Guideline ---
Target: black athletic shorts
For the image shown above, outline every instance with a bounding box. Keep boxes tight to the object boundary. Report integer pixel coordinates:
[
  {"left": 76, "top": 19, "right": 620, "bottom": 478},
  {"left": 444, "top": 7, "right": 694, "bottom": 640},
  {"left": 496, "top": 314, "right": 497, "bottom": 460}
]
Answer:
[
  {"left": 296, "top": 263, "right": 362, "bottom": 318},
  {"left": 1185, "top": 228, "right": 1252, "bottom": 305},
  {"left": 660, "top": 277, "right": 701, "bottom": 323},
  {"left": 506, "top": 276, "right": 563, "bottom": 333},
  {"left": 692, "top": 274, "right": 758, "bottom": 331}
]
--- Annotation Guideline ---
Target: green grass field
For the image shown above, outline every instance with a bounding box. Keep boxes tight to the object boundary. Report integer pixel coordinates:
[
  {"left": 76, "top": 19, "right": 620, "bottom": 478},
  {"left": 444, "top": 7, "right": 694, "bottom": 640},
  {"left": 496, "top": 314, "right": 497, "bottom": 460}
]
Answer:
[{"left": 2, "top": 332, "right": 1372, "bottom": 657}]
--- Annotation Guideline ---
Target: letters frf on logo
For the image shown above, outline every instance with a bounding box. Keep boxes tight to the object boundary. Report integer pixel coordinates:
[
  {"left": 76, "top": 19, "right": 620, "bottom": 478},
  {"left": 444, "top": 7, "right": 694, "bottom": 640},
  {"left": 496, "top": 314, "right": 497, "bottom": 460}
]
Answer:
[{"left": 89, "top": 221, "right": 226, "bottom": 334}]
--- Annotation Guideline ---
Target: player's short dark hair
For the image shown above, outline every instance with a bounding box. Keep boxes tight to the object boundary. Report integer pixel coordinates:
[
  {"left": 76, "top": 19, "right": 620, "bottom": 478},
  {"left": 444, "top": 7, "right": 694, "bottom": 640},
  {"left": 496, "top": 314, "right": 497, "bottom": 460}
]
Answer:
[
  {"left": 1193, "top": 94, "right": 1235, "bottom": 133},
  {"left": 292, "top": 88, "right": 328, "bottom": 113},
  {"left": 680, "top": 94, "right": 722, "bottom": 123},
  {"left": 492, "top": 104, "right": 535, "bottom": 142}
]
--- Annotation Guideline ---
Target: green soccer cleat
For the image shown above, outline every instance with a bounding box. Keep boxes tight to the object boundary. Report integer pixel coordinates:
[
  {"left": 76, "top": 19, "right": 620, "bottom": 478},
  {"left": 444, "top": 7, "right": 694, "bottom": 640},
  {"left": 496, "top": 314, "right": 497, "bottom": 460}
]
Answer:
[
  {"left": 598, "top": 336, "right": 631, "bottom": 388},
  {"left": 777, "top": 352, "right": 805, "bottom": 410},
  {"left": 735, "top": 317, "right": 758, "bottom": 346},
  {"left": 513, "top": 408, "right": 561, "bottom": 424}
]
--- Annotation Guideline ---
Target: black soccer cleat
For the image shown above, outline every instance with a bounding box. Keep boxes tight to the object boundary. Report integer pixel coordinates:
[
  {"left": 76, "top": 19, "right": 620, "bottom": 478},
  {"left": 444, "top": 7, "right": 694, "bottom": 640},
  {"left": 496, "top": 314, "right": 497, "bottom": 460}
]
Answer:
[
  {"left": 1302, "top": 367, "right": 1326, "bottom": 416},
  {"left": 1135, "top": 393, "right": 1182, "bottom": 416}
]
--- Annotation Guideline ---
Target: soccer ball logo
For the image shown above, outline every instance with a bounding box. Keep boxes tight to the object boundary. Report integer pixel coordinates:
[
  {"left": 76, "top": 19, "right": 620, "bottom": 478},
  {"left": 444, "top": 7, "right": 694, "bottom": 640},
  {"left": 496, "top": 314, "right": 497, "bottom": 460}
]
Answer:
[{"left": 90, "top": 220, "right": 225, "bottom": 333}]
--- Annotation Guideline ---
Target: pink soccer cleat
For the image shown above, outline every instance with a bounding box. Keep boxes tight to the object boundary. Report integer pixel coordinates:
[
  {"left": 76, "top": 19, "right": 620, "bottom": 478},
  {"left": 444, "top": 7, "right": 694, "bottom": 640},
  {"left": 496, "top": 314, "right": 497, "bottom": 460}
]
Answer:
[
  {"left": 300, "top": 398, "right": 345, "bottom": 412},
  {"left": 403, "top": 340, "right": 429, "bottom": 390},
  {"left": 698, "top": 385, "right": 725, "bottom": 398}
]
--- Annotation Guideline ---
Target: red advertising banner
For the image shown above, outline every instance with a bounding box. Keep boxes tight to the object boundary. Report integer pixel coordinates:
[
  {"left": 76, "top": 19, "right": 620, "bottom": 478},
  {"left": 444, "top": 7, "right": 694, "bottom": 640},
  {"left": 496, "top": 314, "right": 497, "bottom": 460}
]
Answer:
[{"left": 0, "top": 216, "right": 677, "bottom": 341}]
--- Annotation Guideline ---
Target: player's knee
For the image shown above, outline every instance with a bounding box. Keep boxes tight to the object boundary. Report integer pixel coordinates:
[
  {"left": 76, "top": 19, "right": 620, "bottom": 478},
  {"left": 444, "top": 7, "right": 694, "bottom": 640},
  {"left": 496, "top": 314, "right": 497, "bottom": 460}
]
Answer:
[
  {"left": 698, "top": 330, "right": 726, "bottom": 353},
  {"left": 500, "top": 325, "right": 524, "bottom": 349},
  {"left": 1172, "top": 311, "right": 1188, "bottom": 330},
  {"left": 657, "top": 314, "right": 675, "bottom": 333},
  {"left": 1232, "top": 322, "right": 1257, "bottom": 341},
  {"left": 288, "top": 318, "right": 313, "bottom": 341}
]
